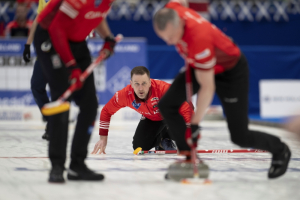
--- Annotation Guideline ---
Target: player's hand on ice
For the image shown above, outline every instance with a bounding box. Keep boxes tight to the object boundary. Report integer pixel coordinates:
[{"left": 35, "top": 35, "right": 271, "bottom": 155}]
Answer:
[
  {"left": 68, "top": 66, "right": 83, "bottom": 90},
  {"left": 91, "top": 136, "right": 108, "bottom": 154},
  {"left": 23, "top": 44, "right": 31, "bottom": 63},
  {"left": 100, "top": 35, "right": 116, "bottom": 59}
]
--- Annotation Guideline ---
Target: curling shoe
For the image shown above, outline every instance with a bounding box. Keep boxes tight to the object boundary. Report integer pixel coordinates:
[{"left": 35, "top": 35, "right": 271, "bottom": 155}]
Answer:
[
  {"left": 68, "top": 163, "right": 104, "bottom": 181},
  {"left": 49, "top": 165, "right": 65, "bottom": 183},
  {"left": 42, "top": 123, "right": 49, "bottom": 141},
  {"left": 42, "top": 132, "right": 49, "bottom": 141},
  {"left": 268, "top": 143, "right": 291, "bottom": 179},
  {"left": 155, "top": 138, "right": 177, "bottom": 151}
]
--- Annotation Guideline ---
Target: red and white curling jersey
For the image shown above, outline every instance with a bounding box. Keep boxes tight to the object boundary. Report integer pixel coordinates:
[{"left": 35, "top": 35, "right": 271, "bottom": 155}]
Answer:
[
  {"left": 99, "top": 79, "right": 193, "bottom": 136},
  {"left": 37, "top": 0, "right": 114, "bottom": 67},
  {"left": 166, "top": 2, "right": 241, "bottom": 74}
]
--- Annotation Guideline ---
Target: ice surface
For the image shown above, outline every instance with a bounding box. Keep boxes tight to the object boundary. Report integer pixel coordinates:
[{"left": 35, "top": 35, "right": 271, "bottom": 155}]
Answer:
[{"left": 0, "top": 120, "right": 299, "bottom": 200}]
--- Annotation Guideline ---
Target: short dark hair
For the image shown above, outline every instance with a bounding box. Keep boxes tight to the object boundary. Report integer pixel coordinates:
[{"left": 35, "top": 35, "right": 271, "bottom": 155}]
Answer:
[
  {"left": 131, "top": 66, "right": 150, "bottom": 79},
  {"left": 153, "top": 8, "right": 178, "bottom": 31}
]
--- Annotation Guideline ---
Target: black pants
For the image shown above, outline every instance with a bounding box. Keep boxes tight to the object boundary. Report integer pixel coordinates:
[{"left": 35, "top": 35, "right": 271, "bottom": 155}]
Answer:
[
  {"left": 34, "top": 25, "right": 98, "bottom": 168},
  {"left": 31, "top": 59, "right": 50, "bottom": 121},
  {"left": 158, "top": 54, "right": 284, "bottom": 154},
  {"left": 132, "top": 117, "right": 170, "bottom": 150}
]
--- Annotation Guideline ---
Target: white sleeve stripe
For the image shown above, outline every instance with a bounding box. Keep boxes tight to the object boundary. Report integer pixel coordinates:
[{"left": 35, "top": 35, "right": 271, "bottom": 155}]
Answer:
[
  {"left": 194, "top": 57, "right": 216, "bottom": 69},
  {"left": 65, "top": 60, "right": 76, "bottom": 67},
  {"left": 100, "top": 124, "right": 109, "bottom": 127},
  {"left": 60, "top": 2, "right": 79, "bottom": 19},
  {"left": 195, "top": 48, "right": 211, "bottom": 60},
  {"left": 100, "top": 126, "right": 109, "bottom": 129},
  {"left": 100, "top": 122, "right": 110, "bottom": 124}
]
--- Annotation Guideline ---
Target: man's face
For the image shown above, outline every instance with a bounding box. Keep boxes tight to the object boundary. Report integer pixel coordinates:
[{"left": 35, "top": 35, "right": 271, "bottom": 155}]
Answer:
[
  {"left": 154, "top": 21, "right": 184, "bottom": 45},
  {"left": 130, "top": 74, "right": 151, "bottom": 99},
  {"left": 15, "top": 5, "right": 27, "bottom": 24}
]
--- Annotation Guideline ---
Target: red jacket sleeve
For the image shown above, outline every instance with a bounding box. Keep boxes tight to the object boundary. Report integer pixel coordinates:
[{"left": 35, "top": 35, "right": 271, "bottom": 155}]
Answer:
[
  {"left": 47, "top": 0, "right": 86, "bottom": 67},
  {"left": 158, "top": 79, "right": 171, "bottom": 95},
  {"left": 4, "top": 21, "right": 15, "bottom": 36},
  {"left": 99, "top": 88, "right": 127, "bottom": 136},
  {"left": 179, "top": 102, "right": 194, "bottom": 123},
  {"left": 48, "top": 9, "right": 77, "bottom": 67}
]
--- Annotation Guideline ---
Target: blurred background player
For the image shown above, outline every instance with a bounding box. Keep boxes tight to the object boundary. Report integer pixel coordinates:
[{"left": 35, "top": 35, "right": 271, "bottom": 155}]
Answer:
[
  {"left": 5, "top": 3, "right": 33, "bottom": 38},
  {"left": 34, "top": 0, "right": 117, "bottom": 183},
  {"left": 92, "top": 66, "right": 193, "bottom": 154},
  {"left": 153, "top": 0, "right": 291, "bottom": 179},
  {"left": 23, "top": 0, "right": 51, "bottom": 141}
]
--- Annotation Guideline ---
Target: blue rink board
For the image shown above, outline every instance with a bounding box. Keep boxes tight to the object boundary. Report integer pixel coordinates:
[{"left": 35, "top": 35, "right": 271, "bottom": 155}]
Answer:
[{"left": 0, "top": 38, "right": 147, "bottom": 105}]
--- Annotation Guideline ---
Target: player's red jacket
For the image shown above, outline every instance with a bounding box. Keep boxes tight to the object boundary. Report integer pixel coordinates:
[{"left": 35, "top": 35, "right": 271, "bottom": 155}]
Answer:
[
  {"left": 5, "top": 20, "right": 33, "bottom": 36},
  {"left": 166, "top": 2, "right": 241, "bottom": 74},
  {"left": 37, "top": 0, "right": 114, "bottom": 67},
  {"left": 99, "top": 79, "right": 193, "bottom": 136}
]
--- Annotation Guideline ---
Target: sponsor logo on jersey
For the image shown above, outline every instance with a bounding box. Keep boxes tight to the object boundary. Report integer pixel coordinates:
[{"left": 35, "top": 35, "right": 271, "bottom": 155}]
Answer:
[
  {"left": 115, "top": 92, "right": 119, "bottom": 102},
  {"left": 85, "top": 11, "right": 107, "bottom": 19},
  {"left": 154, "top": 110, "right": 160, "bottom": 114},
  {"left": 94, "top": 0, "right": 102, "bottom": 7},
  {"left": 153, "top": 104, "right": 158, "bottom": 108},
  {"left": 140, "top": 115, "right": 146, "bottom": 120},
  {"left": 51, "top": 54, "right": 62, "bottom": 69},
  {"left": 41, "top": 41, "right": 52, "bottom": 52},
  {"left": 151, "top": 97, "right": 159, "bottom": 101},
  {"left": 132, "top": 100, "right": 141, "bottom": 109},
  {"left": 224, "top": 97, "right": 238, "bottom": 103}
]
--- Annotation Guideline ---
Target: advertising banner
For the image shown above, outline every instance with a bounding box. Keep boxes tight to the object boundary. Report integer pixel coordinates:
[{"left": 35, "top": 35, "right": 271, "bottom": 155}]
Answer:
[
  {"left": 0, "top": 38, "right": 147, "bottom": 121},
  {"left": 260, "top": 80, "right": 300, "bottom": 117}
]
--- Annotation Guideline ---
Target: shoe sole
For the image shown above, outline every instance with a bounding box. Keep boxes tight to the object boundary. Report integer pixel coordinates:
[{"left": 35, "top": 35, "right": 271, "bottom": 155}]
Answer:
[
  {"left": 48, "top": 179, "right": 65, "bottom": 183},
  {"left": 67, "top": 175, "right": 104, "bottom": 181}
]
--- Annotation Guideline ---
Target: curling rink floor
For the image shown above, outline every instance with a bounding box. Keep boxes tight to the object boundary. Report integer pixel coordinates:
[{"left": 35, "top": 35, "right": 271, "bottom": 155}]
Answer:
[{"left": 0, "top": 120, "right": 299, "bottom": 200}]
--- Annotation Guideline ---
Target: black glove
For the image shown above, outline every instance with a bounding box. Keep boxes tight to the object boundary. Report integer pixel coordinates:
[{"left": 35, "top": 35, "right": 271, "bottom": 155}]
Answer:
[
  {"left": 185, "top": 124, "right": 201, "bottom": 147},
  {"left": 23, "top": 44, "right": 31, "bottom": 63},
  {"left": 100, "top": 35, "right": 116, "bottom": 59},
  {"left": 191, "top": 124, "right": 201, "bottom": 145},
  {"left": 68, "top": 65, "right": 83, "bottom": 90}
]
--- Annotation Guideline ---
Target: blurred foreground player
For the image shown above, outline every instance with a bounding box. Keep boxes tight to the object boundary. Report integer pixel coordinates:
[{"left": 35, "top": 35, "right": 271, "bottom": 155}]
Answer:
[
  {"left": 153, "top": 0, "right": 291, "bottom": 179},
  {"left": 23, "top": 0, "right": 51, "bottom": 141},
  {"left": 34, "top": 0, "right": 117, "bottom": 183},
  {"left": 92, "top": 66, "right": 193, "bottom": 154}
]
